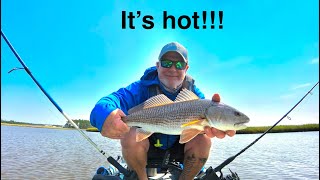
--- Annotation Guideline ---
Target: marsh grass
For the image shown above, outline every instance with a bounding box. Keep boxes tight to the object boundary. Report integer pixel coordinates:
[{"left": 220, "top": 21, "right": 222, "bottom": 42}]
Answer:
[
  {"left": 1, "top": 123, "right": 73, "bottom": 130},
  {"left": 2, "top": 122, "right": 319, "bottom": 134},
  {"left": 237, "top": 124, "right": 319, "bottom": 134}
]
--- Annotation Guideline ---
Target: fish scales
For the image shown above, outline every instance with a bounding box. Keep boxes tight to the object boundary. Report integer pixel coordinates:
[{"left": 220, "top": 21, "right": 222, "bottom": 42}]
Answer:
[
  {"left": 123, "top": 99, "right": 212, "bottom": 134},
  {"left": 121, "top": 89, "right": 250, "bottom": 143}
]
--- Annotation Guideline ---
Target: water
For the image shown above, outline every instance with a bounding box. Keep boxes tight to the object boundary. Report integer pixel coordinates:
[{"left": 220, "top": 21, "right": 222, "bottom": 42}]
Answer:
[{"left": 1, "top": 125, "right": 319, "bottom": 180}]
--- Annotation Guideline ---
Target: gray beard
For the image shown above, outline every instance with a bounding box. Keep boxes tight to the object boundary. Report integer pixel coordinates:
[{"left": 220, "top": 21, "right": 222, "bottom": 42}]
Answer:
[{"left": 160, "top": 81, "right": 183, "bottom": 94}]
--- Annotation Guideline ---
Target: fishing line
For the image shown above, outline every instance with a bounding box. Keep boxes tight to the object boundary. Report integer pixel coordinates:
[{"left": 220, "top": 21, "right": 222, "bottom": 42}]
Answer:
[
  {"left": 4, "top": 29, "right": 318, "bottom": 179},
  {"left": 1, "top": 30, "right": 130, "bottom": 177},
  {"left": 213, "top": 81, "right": 319, "bottom": 174}
]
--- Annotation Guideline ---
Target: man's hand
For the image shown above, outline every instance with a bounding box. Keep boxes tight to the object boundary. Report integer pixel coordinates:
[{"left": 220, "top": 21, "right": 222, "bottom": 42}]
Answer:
[
  {"left": 205, "top": 93, "right": 236, "bottom": 139},
  {"left": 204, "top": 127, "right": 236, "bottom": 138},
  {"left": 101, "top": 109, "right": 130, "bottom": 139}
]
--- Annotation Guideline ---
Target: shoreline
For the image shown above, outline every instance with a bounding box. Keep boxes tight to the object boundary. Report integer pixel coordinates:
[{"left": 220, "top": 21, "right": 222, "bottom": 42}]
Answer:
[
  {"left": 1, "top": 123, "right": 76, "bottom": 130},
  {"left": 2, "top": 123, "right": 319, "bottom": 134}
]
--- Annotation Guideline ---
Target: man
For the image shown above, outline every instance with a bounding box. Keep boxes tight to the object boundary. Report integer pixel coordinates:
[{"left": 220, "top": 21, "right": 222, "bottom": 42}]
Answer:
[{"left": 90, "top": 42, "right": 236, "bottom": 180}]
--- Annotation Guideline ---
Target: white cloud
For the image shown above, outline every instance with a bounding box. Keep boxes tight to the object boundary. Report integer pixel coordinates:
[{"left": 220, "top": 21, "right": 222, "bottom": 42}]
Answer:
[{"left": 292, "top": 83, "right": 311, "bottom": 90}]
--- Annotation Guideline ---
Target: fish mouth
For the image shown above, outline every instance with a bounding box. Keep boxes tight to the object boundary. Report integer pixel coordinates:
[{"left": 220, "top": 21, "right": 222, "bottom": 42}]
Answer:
[
  {"left": 233, "top": 123, "right": 247, "bottom": 130},
  {"left": 234, "top": 122, "right": 247, "bottom": 126},
  {"left": 238, "top": 117, "right": 250, "bottom": 124},
  {"left": 234, "top": 119, "right": 250, "bottom": 127}
]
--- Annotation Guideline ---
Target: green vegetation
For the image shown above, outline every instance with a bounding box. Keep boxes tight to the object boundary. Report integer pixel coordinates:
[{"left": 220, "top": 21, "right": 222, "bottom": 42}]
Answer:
[
  {"left": 2, "top": 119, "right": 318, "bottom": 133},
  {"left": 63, "top": 119, "right": 94, "bottom": 129},
  {"left": 1, "top": 119, "right": 94, "bottom": 130},
  {"left": 1, "top": 119, "right": 62, "bottom": 127},
  {"left": 237, "top": 124, "right": 319, "bottom": 134}
]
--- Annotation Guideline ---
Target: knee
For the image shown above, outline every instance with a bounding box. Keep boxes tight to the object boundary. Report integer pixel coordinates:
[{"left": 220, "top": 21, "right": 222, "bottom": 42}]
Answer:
[
  {"left": 121, "top": 128, "right": 149, "bottom": 151},
  {"left": 120, "top": 128, "right": 136, "bottom": 148}
]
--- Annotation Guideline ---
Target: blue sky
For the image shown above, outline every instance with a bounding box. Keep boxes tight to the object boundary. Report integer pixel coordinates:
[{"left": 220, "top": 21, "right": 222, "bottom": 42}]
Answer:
[{"left": 1, "top": 0, "right": 319, "bottom": 127}]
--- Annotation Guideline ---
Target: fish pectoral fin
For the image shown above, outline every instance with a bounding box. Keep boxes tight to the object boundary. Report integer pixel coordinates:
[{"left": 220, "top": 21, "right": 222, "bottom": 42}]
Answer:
[
  {"left": 181, "top": 119, "right": 205, "bottom": 128},
  {"left": 135, "top": 128, "right": 153, "bottom": 142},
  {"left": 174, "top": 88, "right": 200, "bottom": 103},
  {"left": 179, "top": 129, "right": 202, "bottom": 144},
  {"left": 128, "top": 95, "right": 173, "bottom": 114}
]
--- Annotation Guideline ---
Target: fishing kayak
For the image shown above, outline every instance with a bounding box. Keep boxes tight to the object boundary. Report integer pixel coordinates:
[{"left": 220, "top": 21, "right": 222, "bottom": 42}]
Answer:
[
  {"left": 92, "top": 156, "right": 240, "bottom": 180},
  {"left": 92, "top": 166, "right": 182, "bottom": 180}
]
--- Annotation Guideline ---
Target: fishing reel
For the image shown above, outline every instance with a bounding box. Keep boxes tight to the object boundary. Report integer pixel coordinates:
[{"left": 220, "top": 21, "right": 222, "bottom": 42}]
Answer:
[
  {"left": 196, "top": 166, "right": 240, "bottom": 180},
  {"left": 161, "top": 152, "right": 240, "bottom": 180}
]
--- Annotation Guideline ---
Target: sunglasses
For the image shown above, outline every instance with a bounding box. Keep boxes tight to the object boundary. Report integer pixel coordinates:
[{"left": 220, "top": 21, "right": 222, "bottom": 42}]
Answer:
[{"left": 160, "top": 59, "right": 187, "bottom": 70}]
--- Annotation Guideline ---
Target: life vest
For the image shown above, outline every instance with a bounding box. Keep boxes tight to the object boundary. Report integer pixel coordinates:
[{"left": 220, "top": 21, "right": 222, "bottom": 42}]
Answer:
[{"left": 147, "top": 74, "right": 195, "bottom": 149}]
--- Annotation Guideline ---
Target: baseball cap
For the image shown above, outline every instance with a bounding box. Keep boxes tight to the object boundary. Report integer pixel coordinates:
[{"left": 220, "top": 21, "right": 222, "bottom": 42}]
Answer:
[{"left": 158, "top": 42, "right": 188, "bottom": 62}]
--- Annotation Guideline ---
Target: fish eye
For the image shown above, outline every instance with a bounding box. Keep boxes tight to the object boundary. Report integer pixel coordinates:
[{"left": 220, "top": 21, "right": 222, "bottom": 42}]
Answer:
[{"left": 234, "top": 111, "right": 241, "bottom": 116}]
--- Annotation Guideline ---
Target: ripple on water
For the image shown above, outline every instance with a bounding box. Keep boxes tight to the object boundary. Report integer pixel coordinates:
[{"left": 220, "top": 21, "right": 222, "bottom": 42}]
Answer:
[{"left": 1, "top": 126, "right": 319, "bottom": 179}]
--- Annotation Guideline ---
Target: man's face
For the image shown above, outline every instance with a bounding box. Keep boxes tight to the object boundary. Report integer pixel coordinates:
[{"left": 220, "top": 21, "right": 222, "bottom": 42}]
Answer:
[{"left": 156, "top": 51, "right": 189, "bottom": 89}]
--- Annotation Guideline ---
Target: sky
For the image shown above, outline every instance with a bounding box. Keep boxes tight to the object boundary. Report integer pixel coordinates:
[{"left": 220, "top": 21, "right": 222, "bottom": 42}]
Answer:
[{"left": 1, "top": 0, "right": 319, "bottom": 127}]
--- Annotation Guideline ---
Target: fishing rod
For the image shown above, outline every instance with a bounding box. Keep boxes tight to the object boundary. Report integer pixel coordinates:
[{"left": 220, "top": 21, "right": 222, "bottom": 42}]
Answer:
[
  {"left": 3, "top": 29, "right": 318, "bottom": 179},
  {"left": 212, "top": 81, "right": 319, "bottom": 176},
  {"left": 1, "top": 30, "right": 131, "bottom": 177}
]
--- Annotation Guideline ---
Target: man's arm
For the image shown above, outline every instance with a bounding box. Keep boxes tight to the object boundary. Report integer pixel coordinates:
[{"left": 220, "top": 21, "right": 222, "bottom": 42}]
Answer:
[
  {"left": 193, "top": 85, "right": 205, "bottom": 99},
  {"left": 90, "top": 81, "right": 146, "bottom": 138}
]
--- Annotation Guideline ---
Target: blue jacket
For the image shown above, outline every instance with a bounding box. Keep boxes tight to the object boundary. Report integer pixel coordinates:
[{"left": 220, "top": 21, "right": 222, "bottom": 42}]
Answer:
[{"left": 90, "top": 66, "right": 205, "bottom": 149}]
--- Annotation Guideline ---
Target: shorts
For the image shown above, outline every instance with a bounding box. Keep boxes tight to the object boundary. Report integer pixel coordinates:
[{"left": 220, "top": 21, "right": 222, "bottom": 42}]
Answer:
[{"left": 147, "top": 134, "right": 185, "bottom": 168}]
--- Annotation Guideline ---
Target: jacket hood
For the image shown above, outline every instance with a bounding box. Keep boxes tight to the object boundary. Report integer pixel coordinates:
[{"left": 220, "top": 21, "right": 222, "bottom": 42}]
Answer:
[{"left": 140, "top": 66, "right": 160, "bottom": 86}]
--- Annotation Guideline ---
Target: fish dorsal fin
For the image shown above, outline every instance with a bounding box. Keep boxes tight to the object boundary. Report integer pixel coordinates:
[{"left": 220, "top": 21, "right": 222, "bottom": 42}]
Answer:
[
  {"left": 128, "top": 94, "right": 173, "bottom": 114},
  {"left": 174, "top": 88, "right": 199, "bottom": 103}
]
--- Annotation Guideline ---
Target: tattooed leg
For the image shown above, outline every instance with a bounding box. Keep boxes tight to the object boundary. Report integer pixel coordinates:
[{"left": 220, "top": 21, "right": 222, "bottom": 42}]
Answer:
[{"left": 179, "top": 134, "right": 212, "bottom": 180}]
